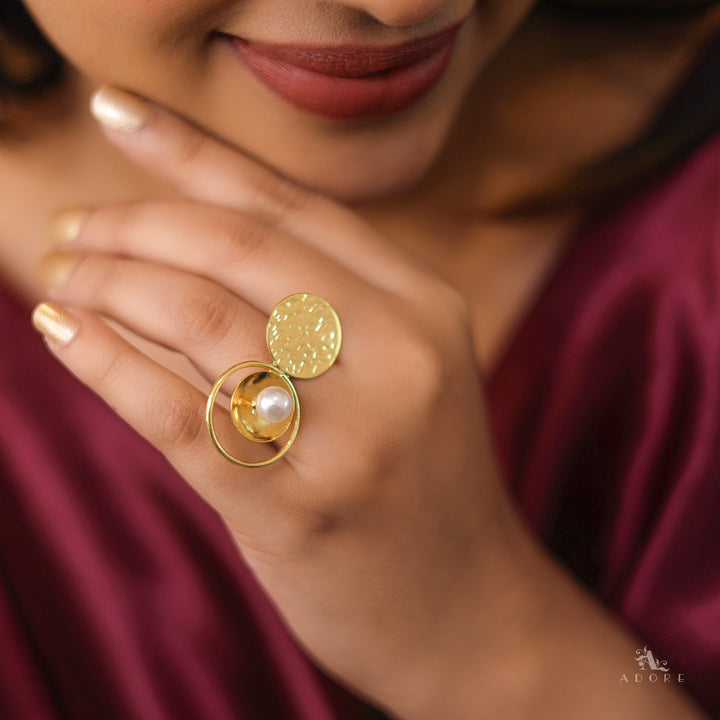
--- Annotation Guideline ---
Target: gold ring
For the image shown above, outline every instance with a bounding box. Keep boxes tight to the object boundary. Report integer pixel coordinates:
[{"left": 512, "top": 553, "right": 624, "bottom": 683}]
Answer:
[{"left": 205, "top": 293, "right": 342, "bottom": 467}]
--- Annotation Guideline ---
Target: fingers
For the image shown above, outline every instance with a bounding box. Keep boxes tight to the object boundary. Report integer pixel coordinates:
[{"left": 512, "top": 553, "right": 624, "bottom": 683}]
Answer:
[
  {"left": 88, "top": 87, "right": 427, "bottom": 295},
  {"left": 39, "top": 252, "right": 270, "bottom": 383},
  {"left": 30, "top": 303, "right": 293, "bottom": 512},
  {"left": 38, "top": 249, "right": 354, "bottom": 461},
  {"left": 90, "top": 86, "right": 316, "bottom": 226},
  {"left": 55, "top": 200, "right": 373, "bottom": 318}
]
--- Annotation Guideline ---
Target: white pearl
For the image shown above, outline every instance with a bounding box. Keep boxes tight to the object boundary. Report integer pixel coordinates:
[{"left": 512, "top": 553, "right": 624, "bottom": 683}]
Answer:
[{"left": 255, "top": 386, "right": 293, "bottom": 424}]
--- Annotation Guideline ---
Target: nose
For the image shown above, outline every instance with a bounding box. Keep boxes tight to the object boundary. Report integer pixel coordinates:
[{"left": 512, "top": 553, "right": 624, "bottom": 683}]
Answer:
[{"left": 339, "top": 0, "right": 452, "bottom": 27}]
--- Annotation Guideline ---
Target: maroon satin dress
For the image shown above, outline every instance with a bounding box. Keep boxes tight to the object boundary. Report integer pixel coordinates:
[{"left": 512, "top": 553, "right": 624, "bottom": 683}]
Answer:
[{"left": 1, "top": 131, "right": 720, "bottom": 719}]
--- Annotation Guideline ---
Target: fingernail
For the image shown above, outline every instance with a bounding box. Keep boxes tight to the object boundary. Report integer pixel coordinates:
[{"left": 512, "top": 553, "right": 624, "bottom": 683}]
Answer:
[
  {"left": 36, "top": 252, "right": 83, "bottom": 289},
  {"left": 32, "top": 302, "right": 80, "bottom": 346},
  {"left": 90, "top": 87, "right": 155, "bottom": 133},
  {"left": 50, "top": 209, "right": 89, "bottom": 245}
]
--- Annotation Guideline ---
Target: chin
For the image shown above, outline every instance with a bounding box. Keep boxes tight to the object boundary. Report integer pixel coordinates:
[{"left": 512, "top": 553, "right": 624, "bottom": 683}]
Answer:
[
  {"left": 298, "top": 156, "right": 436, "bottom": 204},
  {"left": 238, "top": 123, "right": 445, "bottom": 205}
]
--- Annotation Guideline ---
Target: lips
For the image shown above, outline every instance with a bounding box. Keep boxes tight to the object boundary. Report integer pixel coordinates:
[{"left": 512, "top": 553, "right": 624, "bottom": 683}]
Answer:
[{"left": 227, "top": 22, "right": 464, "bottom": 121}]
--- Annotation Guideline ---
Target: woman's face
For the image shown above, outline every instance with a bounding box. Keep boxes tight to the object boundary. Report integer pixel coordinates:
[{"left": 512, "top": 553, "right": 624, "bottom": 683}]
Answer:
[{"left": 22, "top": 0, "right": 536, "bottom": 201}]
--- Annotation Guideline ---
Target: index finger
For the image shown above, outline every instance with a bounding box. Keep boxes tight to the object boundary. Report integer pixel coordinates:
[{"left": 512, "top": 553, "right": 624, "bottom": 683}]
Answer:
[
  {"left": 91, "top": 87, "right": 316, "bottom": 226},
  {"left": 88, "top": 86, "right": 428, "bottom": 291}
]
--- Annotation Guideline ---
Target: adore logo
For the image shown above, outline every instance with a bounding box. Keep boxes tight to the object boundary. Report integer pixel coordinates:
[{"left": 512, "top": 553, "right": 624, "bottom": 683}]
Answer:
[{"left": 620, "top": 646, "right": 685, "bottom": 685}]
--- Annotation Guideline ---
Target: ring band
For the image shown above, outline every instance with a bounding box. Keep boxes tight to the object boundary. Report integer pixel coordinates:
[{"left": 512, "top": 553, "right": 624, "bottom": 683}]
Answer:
[{"left": 205, "top": 293, "right": 342, "bottom": 467}]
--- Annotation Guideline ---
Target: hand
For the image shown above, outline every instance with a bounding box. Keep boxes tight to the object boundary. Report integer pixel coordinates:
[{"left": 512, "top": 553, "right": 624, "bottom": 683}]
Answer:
[{"left": 35, "top": 88, "right": 523, "bottom": 717}]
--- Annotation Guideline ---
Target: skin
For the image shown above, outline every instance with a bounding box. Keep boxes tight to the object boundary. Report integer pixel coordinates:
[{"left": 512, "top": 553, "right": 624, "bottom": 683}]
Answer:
[
  {"left": 21, "top": 0, "right": 531, "bottom": 201},
  {"left": 4, "top": 0, "right": 720, "bottom": 717}
]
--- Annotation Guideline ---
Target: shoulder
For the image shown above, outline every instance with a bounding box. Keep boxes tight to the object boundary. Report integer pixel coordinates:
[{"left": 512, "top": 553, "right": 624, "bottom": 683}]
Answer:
[
  {"left": 489, "top": 129, "right": 720, "bottom": 448},
  {"left": 489, "top": 126, "right": 720, "bottom": 606},
  {"left": 606, "top": 129, "right": 720, "bottom": 273},
  {"left": 490, "top": 132, "right": 720, "bottom": 715}
]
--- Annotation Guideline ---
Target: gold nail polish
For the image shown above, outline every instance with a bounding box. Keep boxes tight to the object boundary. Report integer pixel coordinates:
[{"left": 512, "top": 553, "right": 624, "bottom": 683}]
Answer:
[
  {"left": 90, "top": 87, "right": 155, "bottom": 133},
  {"left": 36, "top": 252, "right": 82, "bottom": 289},
  {"left": 50, "top": 209, "right": 89, "bottom": 245},
  {"left": 32, "top": 302, "right": 80, "bottom": 347}
]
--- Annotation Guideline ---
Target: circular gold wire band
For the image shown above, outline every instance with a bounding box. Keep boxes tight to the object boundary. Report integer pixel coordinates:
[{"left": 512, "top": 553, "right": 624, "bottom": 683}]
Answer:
[{"left": 205, "top": 361, "right": 301, "bottom": 468}]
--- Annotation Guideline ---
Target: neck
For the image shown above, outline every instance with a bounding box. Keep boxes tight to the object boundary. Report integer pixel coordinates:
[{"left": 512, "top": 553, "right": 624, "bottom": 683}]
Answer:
[
  {"left": 358, "top": 7, "right": 720, "bottom": 374},
  {"left": 368, "top": 5, "right": 720, "bottom": 222}
]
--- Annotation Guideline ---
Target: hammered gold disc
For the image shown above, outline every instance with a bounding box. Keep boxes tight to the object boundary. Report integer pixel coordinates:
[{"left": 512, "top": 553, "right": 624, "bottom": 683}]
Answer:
[
  {"left": 231, "top": 370, "right": 295, "bottom": 442},
  {"left": 266, "top": 293, "right": 342, "bottom": 379}
]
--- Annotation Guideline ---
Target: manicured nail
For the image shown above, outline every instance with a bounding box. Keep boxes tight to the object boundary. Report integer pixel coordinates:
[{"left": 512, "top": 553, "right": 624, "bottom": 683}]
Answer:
[
  {"left": 90, "top": 87, "right": 155, "bottom": 133},
  {"left": 32, "top": 302, "right": 80, "bottom": 346},
  {"left": 36, "top": 252, "right": 82, "bottom": 289},
  {"left": 50, "top": 209, "right": 89, "bottom": 245}
]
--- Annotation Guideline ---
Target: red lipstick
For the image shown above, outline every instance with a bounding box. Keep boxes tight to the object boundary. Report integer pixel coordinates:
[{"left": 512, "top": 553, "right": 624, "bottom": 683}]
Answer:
[{"left": 227, "top": 22, "right": 464, "bottom": 121}]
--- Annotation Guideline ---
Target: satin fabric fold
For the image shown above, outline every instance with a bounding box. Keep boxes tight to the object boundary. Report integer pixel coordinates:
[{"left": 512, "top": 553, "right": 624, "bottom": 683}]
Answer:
[{"left": 487, "top": 131, "right": 720, "bottom": 716}]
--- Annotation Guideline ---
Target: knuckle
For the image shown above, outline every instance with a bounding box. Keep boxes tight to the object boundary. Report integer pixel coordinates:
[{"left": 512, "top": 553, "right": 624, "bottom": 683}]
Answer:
[
  {"left": 422, "top": 278, "right": 471, "bottom": 326},
  {"left": 403, "top": 279, "right": 472, "bottom": 354},
  {"left": 441, "top": 283, "right": 471, "bottom": 321},
  {"left": 395, "top": 329, "right": 448, "bottom": 407},
  {"left": 312, "top": 431, "right": 392, "bottom": 498},
  {"left": 90, "top": 201, "right": 169, "bottom": 253},
  {"left": 399, "top": 324, "right": 444, "bottom": 374},
  {"left": 72, "top": 255, "right": 120, "bottom": 301},
  {"left": 170, "top": 127, "right": 209, "bottom": 173},
  {"left": 174, "top": 288, "right": 237, "bottom": 347},
  {"left": 150, "top": 387, "right": 204, "bottom": 450},
  {"left": 212, "top": 214, "right": 267, "bottom": 265},
  {"left": 111, "top": 201, "right": 147, "bottom": 244},
  {"left": 92, "top": 345, "right": 135, "bottom": 389},
  {"left": 336, "top": 444, "right": 392, "bottom": 501},
  {"left": 251, "top": 171, "right": 311, "bottom": 223}
]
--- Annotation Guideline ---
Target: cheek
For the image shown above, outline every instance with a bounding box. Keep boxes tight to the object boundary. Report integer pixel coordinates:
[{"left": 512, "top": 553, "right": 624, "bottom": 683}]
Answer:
[{"left": 21, "top": 0, "right": 217, "bottom": 78}]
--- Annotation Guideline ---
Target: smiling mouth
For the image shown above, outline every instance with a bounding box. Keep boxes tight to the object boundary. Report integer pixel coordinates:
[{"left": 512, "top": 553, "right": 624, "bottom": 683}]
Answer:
[{"left": 223, "top": 22, "right": 465, "bottom": 121}]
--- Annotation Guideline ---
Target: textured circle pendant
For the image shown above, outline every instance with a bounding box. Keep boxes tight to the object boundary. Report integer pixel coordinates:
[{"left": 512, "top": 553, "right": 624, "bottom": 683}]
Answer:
[{"left": 267, "top": 293, "right": 342, "bottom": 379}]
